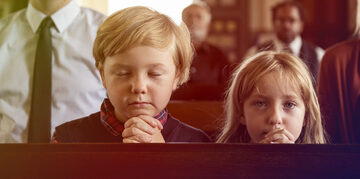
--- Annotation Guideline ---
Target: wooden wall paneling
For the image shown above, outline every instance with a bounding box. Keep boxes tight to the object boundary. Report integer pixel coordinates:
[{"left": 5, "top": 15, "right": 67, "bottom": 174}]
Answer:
[
  {"left": 204, "top": 0, "right": 250, "bottom": 63},
  {"left": 297, "top": 0, "right": 350, "bottom": 48}
]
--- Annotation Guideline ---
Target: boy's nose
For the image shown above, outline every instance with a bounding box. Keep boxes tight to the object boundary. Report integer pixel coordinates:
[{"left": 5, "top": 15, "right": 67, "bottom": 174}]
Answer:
[{"left": 131, "top": 76, "right": 147, "bottom": 94}]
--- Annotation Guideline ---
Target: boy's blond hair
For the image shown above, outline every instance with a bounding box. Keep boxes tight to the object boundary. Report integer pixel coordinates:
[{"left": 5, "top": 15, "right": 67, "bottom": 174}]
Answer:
[
  {"left": 93, "top": 6, "right": 193, "bottom": 85},
  {"left": 217, "top": 51, "right": 327, "bottom": 144}
]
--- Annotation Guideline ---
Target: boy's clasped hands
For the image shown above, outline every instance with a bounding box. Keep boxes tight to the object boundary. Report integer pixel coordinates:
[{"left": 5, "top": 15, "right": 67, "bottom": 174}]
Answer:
[{"left": 122, "top": 115, "right": 165, "bottom": 143}]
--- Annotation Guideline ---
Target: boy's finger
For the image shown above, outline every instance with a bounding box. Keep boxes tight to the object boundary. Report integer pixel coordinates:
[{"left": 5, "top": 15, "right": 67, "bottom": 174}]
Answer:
[
  {"left": 138, "top": 115, "right": 163, "bottom": 130},
  {"left": 123, "top": 138, "right": 140, "bottom": 143},
  {"left": 132, "top": 120, "right": 156, "bottom": 135},
  {"left": 124, "top": 117, "right": 142, "bottom": 128},
  {"left": 122, "top": 125, "right": 151, "bottom": 138},
  {"left": 124, "top": 135, "right": 152, "bottom": 143},
  {"left": 124, "top": 117, "right": 159, "bottom": 133}
]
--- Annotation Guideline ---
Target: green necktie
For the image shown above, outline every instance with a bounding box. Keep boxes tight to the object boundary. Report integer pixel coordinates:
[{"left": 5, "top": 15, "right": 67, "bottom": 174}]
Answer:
[{"left": 28, "top": 16, "right": 53, "bottom": 143}]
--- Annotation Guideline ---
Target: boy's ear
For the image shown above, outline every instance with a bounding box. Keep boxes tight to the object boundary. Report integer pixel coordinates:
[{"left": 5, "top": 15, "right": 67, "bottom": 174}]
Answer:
[
  {"left": 172, "top": 74, "right": 181, "bottom": 90},
  {"left": 99, "top": 68, "right": 107, "bottom": 89}
]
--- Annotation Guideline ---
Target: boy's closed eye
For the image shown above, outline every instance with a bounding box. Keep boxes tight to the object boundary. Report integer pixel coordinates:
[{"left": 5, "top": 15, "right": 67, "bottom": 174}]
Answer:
[
  {"left": 147, "top": 66, "right": 169, "bottom": 78},
  {"left": 115, "top": 70, "right": 130, "bottom": 76},
  {"left": 148, "top": 71, "right": 163, "bottom": 77}
]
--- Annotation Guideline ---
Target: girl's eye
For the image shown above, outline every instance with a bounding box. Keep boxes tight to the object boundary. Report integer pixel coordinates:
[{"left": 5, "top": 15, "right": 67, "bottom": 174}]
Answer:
[
  {"left": 254, "top": 101, "right": 266, "bottom": 108},
  {"left": 284, "top": 102, "right": 296, "bottom": 109}
]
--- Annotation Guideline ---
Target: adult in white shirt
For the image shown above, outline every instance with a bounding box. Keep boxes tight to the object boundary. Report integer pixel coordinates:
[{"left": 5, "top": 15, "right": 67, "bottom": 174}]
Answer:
[
  {"left": 0, "top": 0, "right": 107, "bottom": 143},
  {"left": 244, "top": 1, "right": 324, "bottom": 82}
]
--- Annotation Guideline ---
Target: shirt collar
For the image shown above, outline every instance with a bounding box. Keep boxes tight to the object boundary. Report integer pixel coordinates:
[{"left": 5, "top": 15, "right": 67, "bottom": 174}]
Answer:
[
  {"left": 100, "top": 98, "right": 168, "bottom": 136},
  {"left": 274, "top": 36, "right": 302, "bottom": 56},
  {"left": 26, "top": 0, "right": 80, "bottom": 33}
]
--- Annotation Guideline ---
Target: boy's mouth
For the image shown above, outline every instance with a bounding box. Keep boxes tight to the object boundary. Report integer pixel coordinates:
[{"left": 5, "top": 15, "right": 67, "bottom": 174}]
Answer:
[{"left": 128, "top": 101, "right": 150, "bottom": 108}]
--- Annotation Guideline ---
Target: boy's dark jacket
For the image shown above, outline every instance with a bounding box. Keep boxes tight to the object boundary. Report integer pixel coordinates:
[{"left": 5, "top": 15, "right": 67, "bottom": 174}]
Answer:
[{"left": 55, "top": 112, "right": 211, "bottom": 143}]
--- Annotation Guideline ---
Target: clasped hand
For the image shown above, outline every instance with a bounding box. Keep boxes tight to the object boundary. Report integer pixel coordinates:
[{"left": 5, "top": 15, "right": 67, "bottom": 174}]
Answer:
[
  {"left": 122, "top": 115, "right": 165, "bottom": 143},
  {"left": 259, "top": 128, "right": 295, "bottom": 144}
]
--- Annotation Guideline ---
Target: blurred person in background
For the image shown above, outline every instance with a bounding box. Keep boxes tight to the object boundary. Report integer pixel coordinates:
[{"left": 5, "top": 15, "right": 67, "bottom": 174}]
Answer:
[
  {"left": 0, "top": 0, "right": 106, "bottom": 143},
  {"left": 182, "top": 0, "right": 230, "bottom": 85},
  {"left": 317, "top": 1, "right": 360, "bottom": 144},
  {"left": 245, "top": 1, "right": 324, "bottom": 83}
]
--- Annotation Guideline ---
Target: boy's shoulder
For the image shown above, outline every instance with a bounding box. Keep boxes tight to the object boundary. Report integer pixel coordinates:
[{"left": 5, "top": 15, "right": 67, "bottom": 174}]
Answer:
[
  {"left": 57, "top": 112, "right": 101, "bottom": 129},
  {"left": 163, "top": 114, "right": 212, "bottom": 143},
  {"left": 55, "top": 112, "right": 109, "bottom": 142}
]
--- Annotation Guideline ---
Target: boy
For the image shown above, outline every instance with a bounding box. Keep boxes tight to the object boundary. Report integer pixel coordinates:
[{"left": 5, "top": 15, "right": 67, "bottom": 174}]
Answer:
[{"left": 53, "top": 6, "right": 211, "bottom": 143}]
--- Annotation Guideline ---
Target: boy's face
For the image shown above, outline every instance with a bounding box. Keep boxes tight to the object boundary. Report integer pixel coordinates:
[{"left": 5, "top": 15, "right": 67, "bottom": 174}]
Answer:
[
  {"left": 101, "top": 46, "right": 179, "bottom": 122},
  {"left": 241, "top": 72, "right": 305, "bottom": 143}
]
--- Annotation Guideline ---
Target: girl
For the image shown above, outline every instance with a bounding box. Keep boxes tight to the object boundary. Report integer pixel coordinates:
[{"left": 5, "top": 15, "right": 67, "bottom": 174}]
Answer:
[{"left": 217, "top": 51, "right": 326, "bottom": 144}]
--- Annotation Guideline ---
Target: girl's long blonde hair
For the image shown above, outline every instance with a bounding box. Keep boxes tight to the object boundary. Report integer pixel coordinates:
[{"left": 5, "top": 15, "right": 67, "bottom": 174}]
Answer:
[{"left": 217, "top": 51, "right": 327, "bottom": 144}]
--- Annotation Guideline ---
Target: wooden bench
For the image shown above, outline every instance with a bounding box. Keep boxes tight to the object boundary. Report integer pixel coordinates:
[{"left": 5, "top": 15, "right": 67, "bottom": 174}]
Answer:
[
  {"left": 167, "top": 100, "right": 224, "bottom": 140},
  {"left": 1, "top": 144, "right": 359, "bottom": 178}
]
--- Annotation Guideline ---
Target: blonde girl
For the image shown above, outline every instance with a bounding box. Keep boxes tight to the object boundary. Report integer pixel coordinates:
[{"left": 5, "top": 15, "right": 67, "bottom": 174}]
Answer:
[{"left": 217, "top": 51, "right": 326, "bottom": 144}]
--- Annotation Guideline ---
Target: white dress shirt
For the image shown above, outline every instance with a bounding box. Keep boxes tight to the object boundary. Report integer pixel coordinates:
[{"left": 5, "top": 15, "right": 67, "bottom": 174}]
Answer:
[
  {"left": 272, "top": 36, "right": 324, "bottom": 62},
  {"left": 0, "top": 1, "right": 107, "bottom": 142},
  {"left": 244, "top": 35, "right": 325, "bottom": 62}
]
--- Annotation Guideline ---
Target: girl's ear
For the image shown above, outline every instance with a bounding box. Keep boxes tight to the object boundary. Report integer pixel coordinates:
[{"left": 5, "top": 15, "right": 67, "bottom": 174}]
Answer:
[
  {"left": 302, "top": 112, "right": 308, "bottom": 127},
  {"left": 302, "top": 117, "right": 307, "bottom": 127},
  {"left": 240, "top": 116, "right": 246, "bottom": 125}
]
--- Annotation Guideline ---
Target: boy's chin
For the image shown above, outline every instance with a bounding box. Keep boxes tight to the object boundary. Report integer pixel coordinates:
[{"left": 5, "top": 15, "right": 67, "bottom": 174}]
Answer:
[{"left": 127, "top": 110, "right": 156, "bottom": 118}]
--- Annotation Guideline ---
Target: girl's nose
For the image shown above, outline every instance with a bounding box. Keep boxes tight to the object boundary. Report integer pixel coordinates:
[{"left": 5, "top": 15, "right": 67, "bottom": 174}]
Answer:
[{"left": 268, "top": 106, "right": 283, "bottom": 126}]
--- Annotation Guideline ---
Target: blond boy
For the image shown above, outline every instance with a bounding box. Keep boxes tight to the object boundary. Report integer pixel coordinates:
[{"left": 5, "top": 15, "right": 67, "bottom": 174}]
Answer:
[{"left": 53, "top": 6, "right": 210, "bottom": 143}]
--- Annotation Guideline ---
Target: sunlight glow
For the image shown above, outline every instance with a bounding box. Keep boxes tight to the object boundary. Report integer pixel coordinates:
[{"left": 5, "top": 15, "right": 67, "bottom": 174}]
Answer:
[{"left": 108, "top": 0, "right": 193, "bottom": 24}]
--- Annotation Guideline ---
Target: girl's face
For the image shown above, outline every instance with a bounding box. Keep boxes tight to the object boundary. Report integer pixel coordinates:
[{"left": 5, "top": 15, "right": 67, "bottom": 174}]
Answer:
[{"left": 241, "top": 72, "right": 306, "bottom": 143}]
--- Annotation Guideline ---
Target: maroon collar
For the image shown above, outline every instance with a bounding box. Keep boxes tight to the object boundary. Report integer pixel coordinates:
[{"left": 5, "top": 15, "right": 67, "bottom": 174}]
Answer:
[{"left": 100, "top": 98, "right": 168, "bottom": 136}]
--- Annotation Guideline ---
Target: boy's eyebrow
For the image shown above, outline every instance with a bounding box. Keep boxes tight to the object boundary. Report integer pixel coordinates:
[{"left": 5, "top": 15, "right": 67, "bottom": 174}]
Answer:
[
  {"left": 109, "top": 63, "right": 166, "bottom": 69},
  {"left": 109, "top": 64, "right": 129, "bottom": 69},
  {"left": 147, "top": 63, "right": 166, "bottom": 68}
]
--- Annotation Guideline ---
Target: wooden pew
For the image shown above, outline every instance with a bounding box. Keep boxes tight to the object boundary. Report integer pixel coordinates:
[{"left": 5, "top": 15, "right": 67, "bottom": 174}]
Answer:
[
  {"left": 167, "top": 100, "right": 224, "bottom": 140},
  {"left": 1, "top": 144, "right": 359, "bottom": 178}
]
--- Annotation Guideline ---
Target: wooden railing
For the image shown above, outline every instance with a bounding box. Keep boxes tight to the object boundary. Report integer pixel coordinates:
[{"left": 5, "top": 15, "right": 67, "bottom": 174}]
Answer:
[{"left": 1, "top": 144, "right": 359, "bottom": 178}]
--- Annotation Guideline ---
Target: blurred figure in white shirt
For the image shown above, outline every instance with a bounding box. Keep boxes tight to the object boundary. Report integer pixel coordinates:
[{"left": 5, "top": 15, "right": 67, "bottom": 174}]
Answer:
[{"left": 0, "top": 0, "right": 106, "bottom": 143}]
